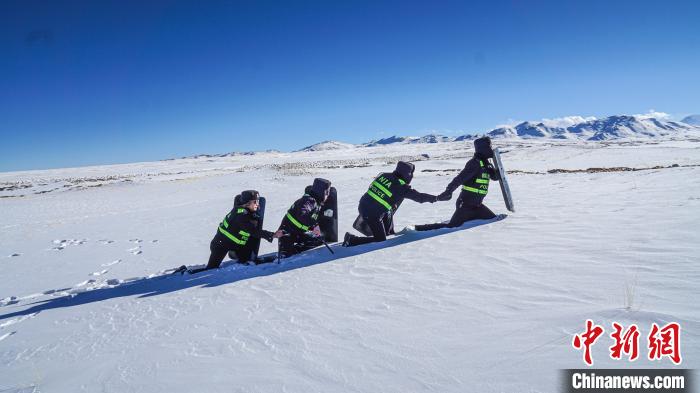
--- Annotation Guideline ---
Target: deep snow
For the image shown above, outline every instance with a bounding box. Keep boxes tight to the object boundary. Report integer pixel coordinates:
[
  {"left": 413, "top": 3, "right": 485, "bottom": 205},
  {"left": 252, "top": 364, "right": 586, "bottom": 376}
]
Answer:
[{"left": 1, "top": 139, "right": 699, "bottom": 392}]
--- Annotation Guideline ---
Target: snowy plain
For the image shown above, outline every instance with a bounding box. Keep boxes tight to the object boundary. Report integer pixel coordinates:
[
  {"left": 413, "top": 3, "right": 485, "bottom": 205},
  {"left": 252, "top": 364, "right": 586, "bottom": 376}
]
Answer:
[{"left": 1, "top": 138, "right": 699, "bottom": 392}]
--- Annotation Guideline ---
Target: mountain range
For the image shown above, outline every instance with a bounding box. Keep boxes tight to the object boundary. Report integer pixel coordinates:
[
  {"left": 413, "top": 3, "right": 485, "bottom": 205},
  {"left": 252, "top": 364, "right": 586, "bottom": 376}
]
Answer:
[{"left": 296, "top": 114, "right": 700, "bottom": 151}]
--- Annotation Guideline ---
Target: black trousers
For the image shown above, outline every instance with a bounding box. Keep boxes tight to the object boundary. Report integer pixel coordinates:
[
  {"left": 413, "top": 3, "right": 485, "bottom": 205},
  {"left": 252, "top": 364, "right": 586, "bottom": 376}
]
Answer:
[
  {"left": 278, "top": 230, "right": 323, "bottom": 258},
  {"left": 206, "top": 235, "right": 253, "bottom": 269},
  {"left": 415, "top": 203, "right": 495, "bottom": 231},
  {"left": 345, "top": 212, "right": 392, "bottom": 246}
]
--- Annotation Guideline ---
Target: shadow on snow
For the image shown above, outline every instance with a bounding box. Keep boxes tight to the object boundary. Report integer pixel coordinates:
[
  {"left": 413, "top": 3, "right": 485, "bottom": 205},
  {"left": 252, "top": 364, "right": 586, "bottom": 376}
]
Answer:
[{"left": 0, "top": 216, "right": 505, "bottom": 321}]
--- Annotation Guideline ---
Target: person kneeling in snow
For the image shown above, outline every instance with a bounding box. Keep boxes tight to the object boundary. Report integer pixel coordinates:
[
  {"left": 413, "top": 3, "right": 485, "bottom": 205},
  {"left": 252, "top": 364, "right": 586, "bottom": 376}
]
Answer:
[
  {"left": 277, "top": 178, "right": 332, "bottom": 258},
  {"left": 415, "top": 137, "right": 500, "bottom": 231},
  {"left": 206, "top": 190, "right": 283, "bottom": 269},
  {"left": 342, "top": 161, "right": 438, "bottom": 247}
]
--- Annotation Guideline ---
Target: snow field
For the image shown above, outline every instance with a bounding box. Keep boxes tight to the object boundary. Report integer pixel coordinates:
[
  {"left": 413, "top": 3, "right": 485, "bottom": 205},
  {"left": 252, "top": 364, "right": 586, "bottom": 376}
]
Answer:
[{"left": 0, "top": 140, "right": 698, "bottom": 392}]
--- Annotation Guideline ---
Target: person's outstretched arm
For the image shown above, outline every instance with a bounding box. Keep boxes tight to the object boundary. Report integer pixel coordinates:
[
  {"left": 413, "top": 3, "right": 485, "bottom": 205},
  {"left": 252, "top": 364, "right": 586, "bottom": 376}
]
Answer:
[
  {"left": 439, "top": 159, "right": 480, "bottom": 199},
  {"left": 404, "top": 186, "right": 438, "bottom": 203}
]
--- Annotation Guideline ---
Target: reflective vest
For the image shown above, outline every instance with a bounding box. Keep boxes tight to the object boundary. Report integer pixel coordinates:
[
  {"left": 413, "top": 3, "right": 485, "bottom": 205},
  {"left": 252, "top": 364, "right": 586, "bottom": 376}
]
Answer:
[
  {"left": 366, "top": 173, "right": 406, "bottom": 211},
  {"left": 284, "top": 195, "right": 320, "bottom": 232},
  {"left": 218, "top": 208, "right": 251, "bottom": 245},
  {"left": 462, "top": 160, "right": 490, "bottom": 195}
]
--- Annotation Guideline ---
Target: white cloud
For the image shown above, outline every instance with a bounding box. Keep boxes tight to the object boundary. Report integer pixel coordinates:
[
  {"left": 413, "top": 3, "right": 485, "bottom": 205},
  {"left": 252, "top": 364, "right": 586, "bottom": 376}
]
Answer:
[
  {"left": 494, "top": 118, "right": 522, "bottom": 128},
  {"left": 540, "top": 115, "right": 597, "bottom": 128},
  {"left": 632, "top": 110, "right": 671, "bottom": 120}
]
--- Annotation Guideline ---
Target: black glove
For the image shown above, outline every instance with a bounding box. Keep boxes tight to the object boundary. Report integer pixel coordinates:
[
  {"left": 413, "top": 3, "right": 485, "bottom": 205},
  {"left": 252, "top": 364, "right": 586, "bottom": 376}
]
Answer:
[
  {"left": 437, "top": 191, "right": 452, "bottom": 201},
  {"left": 262, "top": 231, "right": 274, "bottom": 242},
  {"left": 486, "top": 162, "right": 500, "bottom": 180}
]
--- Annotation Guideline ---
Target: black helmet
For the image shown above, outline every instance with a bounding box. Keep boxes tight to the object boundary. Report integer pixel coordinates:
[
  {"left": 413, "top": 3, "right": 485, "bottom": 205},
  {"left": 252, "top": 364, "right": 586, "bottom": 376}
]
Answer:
[
  {"left": 238, "top": 190, "right": 260, "bottom": 205},
  {"left": 474, "top": 136, "right": 494, "bottom": 159},
  {"left": 310, "top": 178, "right": 331, "bottom": 201},
  {"left": 393, "top": 161, "right": 415, "bottom": 184}
]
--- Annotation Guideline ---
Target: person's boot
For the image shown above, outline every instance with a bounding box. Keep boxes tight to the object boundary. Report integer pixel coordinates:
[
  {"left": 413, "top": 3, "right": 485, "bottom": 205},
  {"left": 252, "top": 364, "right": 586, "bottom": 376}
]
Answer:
[
  {"left": 342, "top": 232, "right": 354, "bottom": 247},
  {"left": 415, "top": 222, "right": 452, "bottom": 231}
]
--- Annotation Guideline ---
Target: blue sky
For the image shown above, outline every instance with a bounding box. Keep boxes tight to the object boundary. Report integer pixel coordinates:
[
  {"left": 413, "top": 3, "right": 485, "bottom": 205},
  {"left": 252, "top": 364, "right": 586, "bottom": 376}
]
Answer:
[{"left": 1, "top": 1, "right": 699, "bottom": 171}]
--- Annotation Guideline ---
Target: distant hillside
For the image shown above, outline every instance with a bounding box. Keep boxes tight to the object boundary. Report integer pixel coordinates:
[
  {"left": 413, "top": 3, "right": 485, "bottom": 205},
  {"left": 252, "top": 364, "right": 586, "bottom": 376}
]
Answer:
[
  {"left": 296, "top": 141, "right": 356, "bottom": 152},
  {"left": 681, "top": 115, "right": 700, "bottom": 126},
  {"left": 178, "top": 113, "right": 700, "bottom": 160}
]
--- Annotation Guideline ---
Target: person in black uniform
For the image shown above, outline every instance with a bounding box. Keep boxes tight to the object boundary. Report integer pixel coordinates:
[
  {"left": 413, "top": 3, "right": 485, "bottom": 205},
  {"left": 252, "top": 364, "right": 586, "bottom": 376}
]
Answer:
[
  {"left": 342, "top": 161, "right": 438, "bottom": 247},
  {"left": 278, "top": 178, "right": 332, "bottom": 258},
  {"left": 205, "top": 190, "right": 284, "bottom": 269},
  {"left": 415, "top": 136, "right": 500, "bottom": 231}
]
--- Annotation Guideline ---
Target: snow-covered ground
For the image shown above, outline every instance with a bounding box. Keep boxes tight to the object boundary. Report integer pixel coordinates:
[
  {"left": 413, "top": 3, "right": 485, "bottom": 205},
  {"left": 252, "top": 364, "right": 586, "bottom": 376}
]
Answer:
[{"left": 1, "top": 139, "right": 699, "bottom": 392}]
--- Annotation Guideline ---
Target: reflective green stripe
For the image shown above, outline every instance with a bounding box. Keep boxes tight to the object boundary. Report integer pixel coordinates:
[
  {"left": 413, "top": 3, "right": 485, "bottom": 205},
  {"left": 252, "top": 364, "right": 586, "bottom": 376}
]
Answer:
[
  {"left": 462, "top": 185, "right": 488, "bottom": 195},
  {"left": 479, "top": 160, "right": 484, "bottom": 167},
  {"left": 371, "top": 181, "right": 392, "bottom": 197},
  {"left": 286, "top": 212, "right": 309, "bottom": 231},
  {"left": 237, "top": 208, "right": 245, "bottom": 213},
  {"left": 218, "top": 227, "right": 246, "bottom": 245},
  {"left": 367, "top": 190, "right": 392, "bottom": 210},
  {"left": 475, "top": 178, "right": 489, "bottom": 184},
  {"left": 398, "top": 179, "right": 406, "bottom": 185},
  {"left": 239, "top": 230, "right": 250, "bottom": 237},
  {"left": 223, "top": 218, "right": 229, "bottom": 228}
]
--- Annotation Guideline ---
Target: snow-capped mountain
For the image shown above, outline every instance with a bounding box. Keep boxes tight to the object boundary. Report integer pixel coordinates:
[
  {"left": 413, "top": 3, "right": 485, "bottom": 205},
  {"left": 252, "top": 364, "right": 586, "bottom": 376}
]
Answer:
[
  {"left": 364, "top": 136, "right": 412, "bottom": 146},
  {"left": 409, "top": 134, "right": 453, "bottom": 144},
  {"left": 297, "top": 140, "right": 356, "bottom": 152},
  {"left": 364, "top": 134, "right": 453, "bottom": 147},
  {"left": 485, "top": 115, "right": 697, "bottom": 141},
  {"left": 364, "top": 115, "right": 698, "bottom": 147},
  {"left": 681, "top": 114, "right": 700, "bottom": 126},
  {"left": 571, "top": 116, "right": 694, "bottom": 140}
]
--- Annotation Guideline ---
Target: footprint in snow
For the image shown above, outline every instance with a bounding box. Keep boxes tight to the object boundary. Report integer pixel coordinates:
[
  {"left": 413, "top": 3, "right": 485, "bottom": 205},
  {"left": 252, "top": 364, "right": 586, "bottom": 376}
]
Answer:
[
  {"left": 102, "top": 259, "right": 122, "bottom": 267},
  {"left": 42, "top": 287, "right": 72, "bottom": 296},
  {"left": 8, "top": 253, "right": 21, "bottom": 257},
  {"left": 0, "top": 313, "right": 38, "bottom": 328},
  {"left": 151, "top": 240, "right": 158, "bottom": 243},
  {"left": 129, "top": 239, "right": 143, "bottom": 244},
  {"left": 51, "top": 238, "right": 87, "bottom": 250},
  {"left": 0, "top": 331, "right": 17, "bottom": 342},
  {"left": 90, "top": 270, "right": 109, "bottom": 276},
  {"left": 127, "top": 246, "right": 142, "bottom": 255},
  {"left": 98, "top": 239, "right": 115, "bottom": 244},
  {"left": 0, "top": 296, "right": 19, "bottom": 307},
  {"left": 75, "top": 279, "right": 97, "bottom": 287}
]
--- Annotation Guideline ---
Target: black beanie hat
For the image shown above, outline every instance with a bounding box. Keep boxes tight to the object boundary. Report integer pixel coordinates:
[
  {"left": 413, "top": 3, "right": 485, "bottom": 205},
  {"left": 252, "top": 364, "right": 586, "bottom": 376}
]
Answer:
[
  {"left": 310, "top": 178, "right": 331, "bottom": 201},
  {"left": 474, "top": 136, "right": 494, "bottom": 159},
  {"left": 393, "top": 161, "right": 415, "bottom": 184},
  {"left": 239, "top": 190, "right": 260, "bottom": 205}
]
